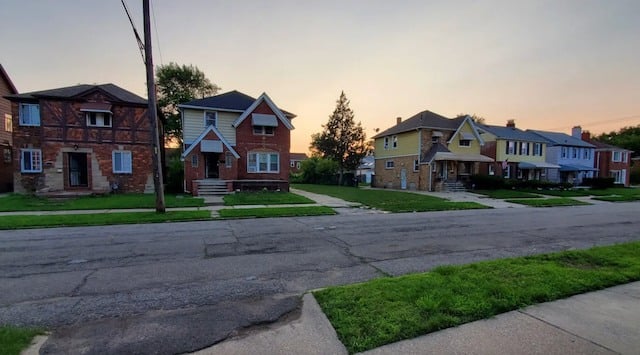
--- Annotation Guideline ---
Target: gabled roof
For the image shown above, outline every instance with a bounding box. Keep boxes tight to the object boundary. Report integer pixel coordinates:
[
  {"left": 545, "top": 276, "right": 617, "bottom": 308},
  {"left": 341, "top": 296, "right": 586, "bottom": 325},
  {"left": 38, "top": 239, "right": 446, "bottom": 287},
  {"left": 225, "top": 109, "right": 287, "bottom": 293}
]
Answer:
[
  {"left": 447, "top": 116, "right": 485, "bottom": 145},
  {"left": 232, "top": 92, "right": 294, "bottom": 130},
  {"left": 179, "top": 90, "right": 296, "bottom": 118},
  {"left": 421, "top": 143, "right": 451, "bottom": 163},
  {"left": 5, "top": 83, "right": 146, "bottom": 105},
  {"left": 527, "top": 130, "right": 594, "bottom": 148},
  {"left": 290, "top": 153, "right": 308, "bottom": 161},
  {"left": 0, "top": 64, "right": 18, "bottom": 94},
  {"left": 181, "top": 125, "right": 240, "bottom": 159},
  {"left": 372, "top": 110, "right": 463, "bottom": 139},
  {"left": 479, "top": 124, "right": 548, "bottom": 143}
]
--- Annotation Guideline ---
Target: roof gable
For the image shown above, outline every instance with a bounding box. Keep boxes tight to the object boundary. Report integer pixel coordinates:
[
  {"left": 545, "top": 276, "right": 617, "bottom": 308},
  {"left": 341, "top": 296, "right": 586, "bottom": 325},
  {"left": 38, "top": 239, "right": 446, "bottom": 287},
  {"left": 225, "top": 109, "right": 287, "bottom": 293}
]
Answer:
[
  {"left": 0, "top": 64, "right": 18, "bottom": 94},
  {"left": 179, "top": 90, "right": 296, "bottom": 118},
  {"left": 232, "top": 93, "right": 294, "bottom": 130},
  {"left": 447, "top": 116, "right": 485, "bottom": 145},
  {"left": 181, "top": 125, "right": 240, "bottom": 159}
]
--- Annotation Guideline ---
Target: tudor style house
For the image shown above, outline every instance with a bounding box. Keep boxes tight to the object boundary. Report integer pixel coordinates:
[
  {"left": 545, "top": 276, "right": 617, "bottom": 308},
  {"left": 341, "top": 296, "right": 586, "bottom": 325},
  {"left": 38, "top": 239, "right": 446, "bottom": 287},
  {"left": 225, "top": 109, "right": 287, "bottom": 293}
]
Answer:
[
  {"left": 581, "top": 131, "right": 632, "bottom": 187},
  {"left": 0, "top": 64, "right": 18, "bottom": 192},
  {"left": 373, "top": 111, "right": 493, "bottom": 192},
  {"left": 479, "top": 120, "right": 556, "bottom": 180},
  {"left": 6, "top": 84, "right": 155, "bottom": 194},
  {"left": 528, "top": 126, "right": 596, "bottom": 185},
  {"left": 179, "top": 90, "right": 295, "bottom": 195}
]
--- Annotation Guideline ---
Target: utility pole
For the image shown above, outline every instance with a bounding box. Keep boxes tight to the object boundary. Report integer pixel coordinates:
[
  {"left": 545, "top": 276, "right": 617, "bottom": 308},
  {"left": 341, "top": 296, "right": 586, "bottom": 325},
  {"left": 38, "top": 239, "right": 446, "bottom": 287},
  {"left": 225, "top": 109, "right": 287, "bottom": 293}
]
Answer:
[{"left": 143, "top": 0, "right": 166, "bottom": 212}]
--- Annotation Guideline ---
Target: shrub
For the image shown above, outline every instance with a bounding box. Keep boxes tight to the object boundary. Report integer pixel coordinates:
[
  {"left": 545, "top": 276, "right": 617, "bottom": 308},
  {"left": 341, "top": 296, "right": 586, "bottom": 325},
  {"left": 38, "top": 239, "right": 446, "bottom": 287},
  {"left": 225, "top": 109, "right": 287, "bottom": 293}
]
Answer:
[
  {"left": 469, "top": 175, "right": 505, "bottom": 190},
  {"left": 165, "top": 156, "right": 184, "bottom": 193},
  {"left": 582, "top": 177, "right": 615, "bottom": 189},
  {"left": 299, "top": 157, "right": 340, "bottom": 184}
]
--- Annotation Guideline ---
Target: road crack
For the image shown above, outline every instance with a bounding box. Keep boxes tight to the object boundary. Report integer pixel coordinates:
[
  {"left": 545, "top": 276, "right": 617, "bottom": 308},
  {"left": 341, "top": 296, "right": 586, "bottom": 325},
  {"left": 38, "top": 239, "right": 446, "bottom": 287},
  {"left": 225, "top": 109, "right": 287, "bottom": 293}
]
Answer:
[{"left": 71, "top": 269, "right": 97, "bottom": 297}]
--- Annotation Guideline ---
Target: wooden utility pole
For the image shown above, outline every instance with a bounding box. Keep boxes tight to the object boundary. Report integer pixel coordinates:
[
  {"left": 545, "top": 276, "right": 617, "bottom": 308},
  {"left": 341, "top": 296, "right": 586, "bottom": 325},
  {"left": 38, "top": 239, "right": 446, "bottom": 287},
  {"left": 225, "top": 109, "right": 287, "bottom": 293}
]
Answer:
[{"left": 143, "top": 0, "right": 166, "bottom": 212}]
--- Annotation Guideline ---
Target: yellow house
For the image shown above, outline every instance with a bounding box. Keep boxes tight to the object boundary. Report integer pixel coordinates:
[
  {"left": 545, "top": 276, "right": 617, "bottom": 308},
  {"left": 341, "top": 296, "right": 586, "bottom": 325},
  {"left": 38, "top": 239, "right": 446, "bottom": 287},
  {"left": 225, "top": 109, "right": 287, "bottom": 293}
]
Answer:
[{"left": 373, "top": 111, "right": 493, "bottom": 191}]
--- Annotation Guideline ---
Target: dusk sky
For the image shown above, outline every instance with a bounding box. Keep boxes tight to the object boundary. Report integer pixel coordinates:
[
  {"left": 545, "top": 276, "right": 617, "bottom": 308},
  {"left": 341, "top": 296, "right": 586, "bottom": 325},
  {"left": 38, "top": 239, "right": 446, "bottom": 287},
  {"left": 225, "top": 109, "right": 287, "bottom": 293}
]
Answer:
[{"left": 1, "top": 0, "right": 639, "bottom": 153}]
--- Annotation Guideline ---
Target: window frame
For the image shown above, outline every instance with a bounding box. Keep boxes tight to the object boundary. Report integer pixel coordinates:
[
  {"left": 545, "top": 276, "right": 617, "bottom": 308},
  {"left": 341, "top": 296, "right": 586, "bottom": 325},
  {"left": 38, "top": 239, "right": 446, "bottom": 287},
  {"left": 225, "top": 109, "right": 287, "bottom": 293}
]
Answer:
[
  {"left": 85, "top": 111, "right": 112, "bottom": 127},
  {"left": 459, "top": 139, "right": 471, "bottom": 147},
  {"left": 506, "top": 141, "right": 515, "bottom": 155},
  {"left": 413, "top": 159, "right": 419, "bottom": 172},
  {"left": 253, "top": 125, "right": 275, "bottom": 136},
  {"left": 385, "top": 160, "right": 394, "bottom": 169},
  {"left": 247, "top": 152, "right": 279, "bottom": 173},
  {"left": 19, "top": 103, "right": 40, "bottom": 126},
  {"left": 4, "top": 114, "right": 12, "bottom": 132},
  {"left": 392, "top": 135, "right": 398, "bottom": 149},
  {"left": 612, "top": 151, "right": 621, "bottom": 162},
  {"left": 3, "top": 148, "right": 11, "bottom": 163},
  {"left": 488, "top": 164, "right": 495, "bottom": 176},
  {"left": 112, "top": 150, "right": 133, "bottom": 174},
  {"left": 191, "top": 154, "right": 198, "bottom": 168},
  {"left": 383, "top": 137, "right": 389, "bottom": 150},
  {"left": 534, "top": 143, "right": 542, "bottom": 156},
  {"left": 20, "top": 148, "right": 42, "bottom": 173},
  {"left": 204, "top": 111, "right": 217, "bottom": 127},
  {"left": 225, "top": 152, "right": 233, "bottom": 168}
]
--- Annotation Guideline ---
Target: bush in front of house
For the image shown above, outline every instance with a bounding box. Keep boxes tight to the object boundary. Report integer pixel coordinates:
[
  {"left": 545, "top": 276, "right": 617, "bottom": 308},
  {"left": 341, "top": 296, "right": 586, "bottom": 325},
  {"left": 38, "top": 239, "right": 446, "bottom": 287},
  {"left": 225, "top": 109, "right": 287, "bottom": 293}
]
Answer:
[
  {"left": 299, "top": 157, "right": 340, "bottom": 185},
  {"left": 470, "top": 175, "right": 506, "bottom": 190},
  {"left": 581, "top": 177, "right": 615, "bottom": 189}
]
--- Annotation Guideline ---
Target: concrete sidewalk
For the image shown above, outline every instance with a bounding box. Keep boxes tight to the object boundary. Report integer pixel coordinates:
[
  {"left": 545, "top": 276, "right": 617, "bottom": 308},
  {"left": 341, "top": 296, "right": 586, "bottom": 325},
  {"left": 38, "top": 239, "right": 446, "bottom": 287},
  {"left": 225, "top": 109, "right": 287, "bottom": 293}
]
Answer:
[{"left": 193, "top": 282, "right": 640, "bottom": 355}]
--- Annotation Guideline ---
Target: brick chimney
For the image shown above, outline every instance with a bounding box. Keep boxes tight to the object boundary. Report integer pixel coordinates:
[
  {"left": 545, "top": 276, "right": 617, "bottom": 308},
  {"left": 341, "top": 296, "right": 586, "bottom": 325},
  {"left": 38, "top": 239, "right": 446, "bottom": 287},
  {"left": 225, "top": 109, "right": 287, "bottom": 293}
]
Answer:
[
  {"left": 396, "top": 117, "right": 402, "bottom": 125},
  {"left": 506, "top": 119, "right": 516, "bottom": 128},
  {"left": 581, "top": 131, "right": 591, "bottom": 141},
  {"left": 571, "top": 126, "right": 582, "bottom": 138}
]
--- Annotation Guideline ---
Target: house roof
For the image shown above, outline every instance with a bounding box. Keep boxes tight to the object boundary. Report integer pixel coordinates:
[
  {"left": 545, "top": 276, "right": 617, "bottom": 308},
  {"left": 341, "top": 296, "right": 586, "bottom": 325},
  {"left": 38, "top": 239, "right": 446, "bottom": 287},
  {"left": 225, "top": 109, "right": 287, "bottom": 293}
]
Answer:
[
  {"left": 181, "top": 125, "right": 240, "bottom": 159},
  {"left": 527, "top": 130, "right": 594, "bottom": 148},
  {"left": 420, "top": 143, "right": 451, "bottom": 163},
  {"left": 0, "top": 64, "right": 18, "bottom": 94},
  {"left": 179, "top": 90, "right": 296, "bottom": 118},
  {"left": 479, "top": 124, "right": 548, "bottom": 143},
  {"left": 587, "top": 139, "right": 633, "bottom": 151},
  {"left": 232, "top": 92, "right": 294, "bottom": 130},
  {"left": 290, "top": 153, "right": 308, "bottom": 161},
  {"left": 5, "top": 83, "right": 147, "bottom": 105},
  {"left": 372, "top": 110, "right": 463, "bottom": 139}
]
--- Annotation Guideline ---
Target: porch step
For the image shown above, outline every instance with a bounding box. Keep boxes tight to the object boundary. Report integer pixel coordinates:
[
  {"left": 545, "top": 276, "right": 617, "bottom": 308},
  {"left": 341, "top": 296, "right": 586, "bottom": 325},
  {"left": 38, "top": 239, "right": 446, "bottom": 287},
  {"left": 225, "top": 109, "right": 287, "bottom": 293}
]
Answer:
[
  {"left": 196, "top": 180, "right": 231, "bottom": 196},
  {"left": 444, "top": 181, "right": 466, "bottom": 192}
]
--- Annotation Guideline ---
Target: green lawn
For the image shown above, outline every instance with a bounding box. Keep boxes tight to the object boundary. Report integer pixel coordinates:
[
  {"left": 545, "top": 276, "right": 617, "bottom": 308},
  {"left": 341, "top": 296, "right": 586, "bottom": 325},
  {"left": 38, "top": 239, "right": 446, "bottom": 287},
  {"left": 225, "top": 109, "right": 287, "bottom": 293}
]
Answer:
[
  {"left": 223, "top": 191, "right": 314, "bottom": 206},
  {"left": 473, "top": 189, "right": 540, "bottom": 199},
  {"left": 504, "top": 198, "right": 590, "bottom": 207},
  {"left": 587, "top": 187, "right": 640, "bottom": 197},
  {"left": 0, "top": 326, "right": 43, "bottom": 355},
  {"left": 314, "top": 241, "right": 640, "bottom": 354},
  {"left": 522, "top": 189, "right": 591, "bottom": 197},
  {"left": 218, "top": 206, "right": 335, "bottom": 219},
  {"left": 0, "top": 194, "right": 204, "bottom": 212},
  {"left": 0, "top": 211, "right": 211, "bottom": 230},
  {"left": 593, "top": 195, "right": 640, "bottom": 202},
  {"left": 293, "top": 184, "right": 489, "bottom": 212}
]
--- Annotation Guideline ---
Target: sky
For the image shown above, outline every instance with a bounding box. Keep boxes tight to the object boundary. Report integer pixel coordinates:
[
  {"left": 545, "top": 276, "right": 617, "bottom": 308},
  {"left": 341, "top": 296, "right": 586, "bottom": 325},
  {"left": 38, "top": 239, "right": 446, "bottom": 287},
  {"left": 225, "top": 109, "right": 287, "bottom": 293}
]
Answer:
[{"left": 1, "top": 0, "right": 639, "bottom": 153}]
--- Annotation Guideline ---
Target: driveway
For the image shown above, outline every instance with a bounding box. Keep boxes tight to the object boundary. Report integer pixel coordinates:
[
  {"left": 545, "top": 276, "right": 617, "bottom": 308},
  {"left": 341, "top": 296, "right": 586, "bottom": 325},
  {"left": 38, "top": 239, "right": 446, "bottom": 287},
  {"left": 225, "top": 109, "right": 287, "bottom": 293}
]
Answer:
[{"left": 1, "top": 202, "right": 639, "bottom": 354}]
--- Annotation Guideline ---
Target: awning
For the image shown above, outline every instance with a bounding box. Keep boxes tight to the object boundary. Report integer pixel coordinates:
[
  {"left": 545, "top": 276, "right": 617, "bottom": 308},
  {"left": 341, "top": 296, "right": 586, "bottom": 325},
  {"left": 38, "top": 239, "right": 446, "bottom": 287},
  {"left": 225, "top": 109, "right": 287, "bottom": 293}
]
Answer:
[
  {"left": 434, "top": 152, "right": 494, "bottom": 162},
  {"left": 460, "top": 132, "right": 476, "bottom": 140},
  {"left": 559, "top": 164, "right": 598, "bottom": 172},
  {"left": 252, "top": 114, "right": 278, "bottom": 127},
  {"left": 432, "top": 131, "right": 443, "bottom": 137},
  {"left": 201, "top": 140, "right": 223, "bottom": 153},
  {"left": 80, "top": 102, "right": 112, "bottom": 113},
  {"left": 518, "top": 162, "right": 561, "bottom": 169}
]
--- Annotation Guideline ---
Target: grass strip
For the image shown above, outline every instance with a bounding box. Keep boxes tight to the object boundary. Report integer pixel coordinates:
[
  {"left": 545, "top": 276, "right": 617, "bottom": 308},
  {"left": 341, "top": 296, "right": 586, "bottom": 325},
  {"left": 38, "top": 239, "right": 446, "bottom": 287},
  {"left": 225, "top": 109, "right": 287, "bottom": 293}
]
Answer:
[
  {"left": 0, "top": 326, "right": 43, "bottom": 355},
  {"left": 218, "top": 206, "right": 335, "bottom": 218},
  {"left": 223, "top": 191, "right": 314, "bottom": 206},
  {"left": 473, "top": 189, "right": 540, "bottom": 199},
  {"left": 314, "top": 242, "right": 640, "bottom": 354},
  {"left": 521, "top": 189, "right": 591, "bottom": 197},
  {"left": 293, "top": 184, "right": 489, "bottom": 212},
  {"left": 504, "top": 197, "right": 590, "bottom": 207},
  {"left": 0, "top": 211, "right": 211, "bottom": 230},
  {"left": 0, "top": 194, "right": 204, "bottom": 212},
  {"left": 593, "top": 195, "right": 640, "bottom": 202},
  {"left": 587, "top": 187, "right": 640, "bottom": 196}
]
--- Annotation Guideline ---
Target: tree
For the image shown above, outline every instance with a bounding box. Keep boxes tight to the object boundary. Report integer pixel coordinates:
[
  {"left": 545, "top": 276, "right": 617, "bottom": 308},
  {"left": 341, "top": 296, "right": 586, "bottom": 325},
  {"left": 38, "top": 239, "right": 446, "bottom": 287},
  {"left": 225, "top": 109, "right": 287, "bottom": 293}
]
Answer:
[
  {"left": 595, "top": 125, "right": 640, "bottom": 157},
  {"left": 456, "top": 113, "right": 486, "bottom": 125},
  {"left": 310, "top": 91, "right": 369, "bottom": 185},
  {"left": 156, "top": 62, "right": 221, "bottom": 143}
]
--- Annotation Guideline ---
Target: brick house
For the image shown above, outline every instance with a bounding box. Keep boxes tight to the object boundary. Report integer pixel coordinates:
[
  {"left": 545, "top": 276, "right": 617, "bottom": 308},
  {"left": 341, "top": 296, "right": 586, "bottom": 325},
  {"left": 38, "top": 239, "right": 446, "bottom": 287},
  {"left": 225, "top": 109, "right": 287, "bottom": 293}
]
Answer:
[
  {"left": 6, "top": 83, "right": 155, "bottom": 194},
  {"left": 289, "top": 153, "right": 307, "bottom": 174},
  {"left": 179, "top": 90, "right": 295, "bottom": 195},
  {"left": 581, "top": 131, "right": 632, "bottom": 187},
  {"left": 0, "top": 64, "right": 18, "bottom": 192}
]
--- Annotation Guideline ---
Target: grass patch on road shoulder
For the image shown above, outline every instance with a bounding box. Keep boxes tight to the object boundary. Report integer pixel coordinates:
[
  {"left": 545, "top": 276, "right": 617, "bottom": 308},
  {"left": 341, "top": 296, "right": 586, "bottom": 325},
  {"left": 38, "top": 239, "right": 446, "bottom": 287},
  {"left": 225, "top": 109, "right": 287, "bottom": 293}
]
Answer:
[
  {"left": 0, "top": 211, "right": 211, "bottom": 230},
  {"left": 0, "top": 194, "right": 204, "bottom": 212},
  {"left": 293, "top": 184, "right": 489, "bottom": 212},
  {"left": 223, "top": 191, "right": 313, "bottom": 206},
  {"left": 504, "top": 198, "right": 590, "bottom": 207},
  {"left": 593, "top": 195, "right": 640, "bottom": 202},
  {"left": 314, "top": 241, "right": 640, "bottom": 354},
  {"left": 0, "top": 326, "right": 43, "bottom": 355},
  {"left": 521, "top": 189, "right": 590, "bottom": 197},
  {"left": 473, "top": 189, "right": 540, "bottom": 199},
  {"left": 218, "top": 206, "right": 335, "bottom": 219}
]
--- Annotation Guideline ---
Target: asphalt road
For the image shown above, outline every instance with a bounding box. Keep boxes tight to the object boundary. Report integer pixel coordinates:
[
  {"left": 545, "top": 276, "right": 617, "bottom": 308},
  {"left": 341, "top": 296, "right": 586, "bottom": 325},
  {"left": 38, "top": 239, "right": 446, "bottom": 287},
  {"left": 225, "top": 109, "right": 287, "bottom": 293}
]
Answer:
[{"left": 1, "top": 202, "right": 639, "bottom": 354}]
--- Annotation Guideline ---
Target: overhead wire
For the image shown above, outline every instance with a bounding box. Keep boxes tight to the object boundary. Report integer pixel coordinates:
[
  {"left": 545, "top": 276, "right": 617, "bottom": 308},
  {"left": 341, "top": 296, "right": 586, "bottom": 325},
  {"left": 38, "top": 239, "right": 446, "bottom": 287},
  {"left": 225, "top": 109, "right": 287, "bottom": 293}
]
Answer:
[
  {"left": 121, "top": 0, "right": 145, "bottom": 63},
  {"left": 150, "top": 0, "right": 163, "bottom": 66}
]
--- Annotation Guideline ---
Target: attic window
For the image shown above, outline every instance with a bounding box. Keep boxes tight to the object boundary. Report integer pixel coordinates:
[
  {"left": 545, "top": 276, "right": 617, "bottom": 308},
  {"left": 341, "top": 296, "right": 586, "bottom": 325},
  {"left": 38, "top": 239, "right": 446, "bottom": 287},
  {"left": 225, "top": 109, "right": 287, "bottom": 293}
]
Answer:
[
  {"left": 81, "top": 103, "right": 113, "bottom": 127},
  {"left": 253, "top": 126, "right": 274, "bottom": 135},
  {"left": 459, "top": 139, "right": 471, "bottom": 147}
]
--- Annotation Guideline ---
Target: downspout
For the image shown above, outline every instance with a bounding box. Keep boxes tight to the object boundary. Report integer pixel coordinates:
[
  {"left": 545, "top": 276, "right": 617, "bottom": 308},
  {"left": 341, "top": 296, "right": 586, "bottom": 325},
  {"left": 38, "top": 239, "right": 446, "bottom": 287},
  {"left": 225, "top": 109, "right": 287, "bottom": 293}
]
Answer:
[
  {"left": 596, "top": 151, "right": 600, "bottom": 177},
  {"left": 418, "top": 128, "right": 422, "bottom": 189}
]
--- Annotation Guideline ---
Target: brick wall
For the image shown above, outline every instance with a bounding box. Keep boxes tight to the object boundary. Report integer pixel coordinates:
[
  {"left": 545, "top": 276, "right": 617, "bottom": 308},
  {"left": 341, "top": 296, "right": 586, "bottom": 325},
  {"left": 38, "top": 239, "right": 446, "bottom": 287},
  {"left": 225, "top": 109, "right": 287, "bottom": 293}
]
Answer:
[
  {"left": 373, "top": 155, "right": 420, "bottom": 189},
  {"left": 596, "top": 150, "right": 631, "bottom": 186}
]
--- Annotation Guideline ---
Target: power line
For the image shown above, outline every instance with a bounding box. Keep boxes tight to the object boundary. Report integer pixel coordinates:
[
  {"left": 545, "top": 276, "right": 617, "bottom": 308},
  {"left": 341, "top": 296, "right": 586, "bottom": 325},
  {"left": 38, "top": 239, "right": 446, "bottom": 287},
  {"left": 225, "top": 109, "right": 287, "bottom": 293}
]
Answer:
[
  {"left": 121, "top": 0, "right": 145, "bottom": 63},
  {"left": 547, "top": 114, "right": 640, "bottom": 131},
  {"left": 150, "top": 0, "right": 163, "bottom": 66}
]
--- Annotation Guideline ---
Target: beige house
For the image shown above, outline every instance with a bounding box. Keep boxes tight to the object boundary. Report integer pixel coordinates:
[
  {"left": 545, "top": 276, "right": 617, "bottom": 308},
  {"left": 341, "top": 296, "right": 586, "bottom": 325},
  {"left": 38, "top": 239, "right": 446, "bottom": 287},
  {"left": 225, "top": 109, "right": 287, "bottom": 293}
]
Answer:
[{"left": 372, "top": 111, "right": 493, "bottom": 191}]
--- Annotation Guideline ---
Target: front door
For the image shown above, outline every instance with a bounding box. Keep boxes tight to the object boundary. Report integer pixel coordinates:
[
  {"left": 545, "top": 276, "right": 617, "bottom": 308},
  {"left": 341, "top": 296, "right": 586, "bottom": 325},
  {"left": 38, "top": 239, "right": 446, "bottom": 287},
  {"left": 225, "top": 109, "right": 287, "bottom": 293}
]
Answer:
[
  {"left": 205, "top": 153, "right": 219, "bottom": 179},
  {"left": 400, "top": 168, "right": 407, "bottom": 189},
  {"left": 68, "top": 153, "right": 88, "bottom": 187}
]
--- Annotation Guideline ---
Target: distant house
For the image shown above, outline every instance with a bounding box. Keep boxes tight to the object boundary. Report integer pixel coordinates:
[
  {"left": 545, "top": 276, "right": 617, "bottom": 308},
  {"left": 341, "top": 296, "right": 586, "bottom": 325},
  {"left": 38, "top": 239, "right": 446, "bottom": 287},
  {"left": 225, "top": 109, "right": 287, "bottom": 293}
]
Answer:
[
  {"left": 581, "top": 131, "right": 632, "bottom": 187},
  {"left": 528, "top": 126, "right": 596, "bottom": 185},
  {"left": 480, "top": 120, "right": 557, "bottom": 180},
  {"left": 373, "top": 112, "right": 492, "bottom": 191},
  {"left": 356, "top": 155, "right": 374, "bottom": 184},
  {"left": 289, "top": 153, "right": 307, "bottom": 174},
  {"left": 0, "top": 64, "right": 18, "bottom": 192},
  {"left": 5, "top": 84, "right": 155, "bottom": 194},
  {"left": 179, "top": 90, "right": 295, "bottom": 195}
]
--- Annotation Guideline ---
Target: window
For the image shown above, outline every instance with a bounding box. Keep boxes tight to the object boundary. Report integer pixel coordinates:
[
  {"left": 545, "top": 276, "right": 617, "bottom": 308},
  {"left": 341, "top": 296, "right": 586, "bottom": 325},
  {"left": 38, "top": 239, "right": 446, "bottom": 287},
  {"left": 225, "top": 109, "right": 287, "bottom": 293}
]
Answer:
[
  {"left": 19, "top": 104, "right": 40, "bottom": 126},
  {"left": 520, "top": 142, "right": 529, "bottom": 155},
  {"left": 488, "top": 164, "right": 495, "bottom": 176},
  {"left": 385, "top": 160, "right": 394, "bottom": 169},
  {"left": 459, "top": 139, "right": 471, "bottom": 147},
  {"left": 4, "top": 148, "right": 11, "bottom": 163},
  {"left": 86, "top": 112, "right": 112, "bottom": 127},
  {"left": 225, "top": 152, "right": 233, "bottom": 168},
  {"left": 290, "top": 161, "right": 295, "bottom": 167},
  {"left": 296, "top": 162, "right": 301, "bottom": 169},
  {"left": 612, "top": 151, "right": 622, "bottom": 162},
  {"left": 572, "top": 147, "right": 578, "bottom": 159},
  {"left": 4, "top": 114, "right": 12, "bottom": 132},
  {"left": 561, "top": 147, "right": 567, "bottom": 158},
  {"left": 413, "top": 159, "right": 419, "bottom": 172},
  {"left": 112, "top": 150, "right": 132, "bottom": 174},
  {"left": 503, "top": 164, "right": 511, "bottom": 179},
  {"left": 506, "top": 141, "right": 515, "bottom": 155},
  {"left": 253, "top": 125, "right": 274, "bottom": 135},
  {"left": 392, "top": 135, "right": 398, "bottom": 149},
  {"left": 384, "top": 137, "right": 389, "bottom": 149},
  {"left": 534, "top": 143, "right": 542, "bottom": 156},
  {"left": 204, "top": 111, "right": 217, "bottom": 127},
  {"left": 20, "top": 149, "right": 42, "bottom": 173},
  {"left": 247, "top": 152, "right": 279, "bottom": 173},
  {"left": 583, "top": 149, "right": 590, "bottom": 159},
  {"left": 610, "top": 170, "right": 626, "bottom": 184},
  {"left": 191, "top": 154, "right": 198, "bottom": 168},
  {"left": 431, "top": 136, "right": 439, "bottom": 144},
  {"left": 621, "top": 152, "right": 628, "bottom": 163}
]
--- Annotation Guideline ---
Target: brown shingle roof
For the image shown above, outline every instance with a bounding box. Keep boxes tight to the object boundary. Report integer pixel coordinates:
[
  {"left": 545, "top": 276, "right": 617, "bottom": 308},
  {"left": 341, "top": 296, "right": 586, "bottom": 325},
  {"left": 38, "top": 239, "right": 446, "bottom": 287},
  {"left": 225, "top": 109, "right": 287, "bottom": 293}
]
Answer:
[
  {"left": 372, "top": 110, "right": 462, "bottom": 139},
  {"left": 5, "top": 83, "right": 146, "bottom": 105},
  {"left": 290, "top": 153, "right": 308, "bottom": 161}
]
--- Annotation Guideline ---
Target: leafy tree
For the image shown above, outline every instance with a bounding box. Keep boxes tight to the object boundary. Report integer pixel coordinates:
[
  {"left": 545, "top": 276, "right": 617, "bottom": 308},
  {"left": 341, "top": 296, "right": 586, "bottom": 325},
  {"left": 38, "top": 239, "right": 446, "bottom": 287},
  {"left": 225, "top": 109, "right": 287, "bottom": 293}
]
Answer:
[
  {"left": 595, "top": 125, "right": 640, "bottom": 157},
  {"left": 456, "top": 113, "right": 486, "bottom": 125},
  {"left": 156, "top": 62, "right": 220, "bottom": 143},
  {"left": 310, "top": 91, "right": 369, "bottom": 185},
  {"left": 299, "top": 157, "right": 339, "bottom": 184}
]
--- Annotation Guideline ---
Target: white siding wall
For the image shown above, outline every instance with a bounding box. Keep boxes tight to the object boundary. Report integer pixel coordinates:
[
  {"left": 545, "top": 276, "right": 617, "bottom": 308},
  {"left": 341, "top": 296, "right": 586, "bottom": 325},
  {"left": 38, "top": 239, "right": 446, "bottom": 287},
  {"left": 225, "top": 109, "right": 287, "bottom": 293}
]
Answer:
[
  {"left": 182, "top": 109, "right": 239, "bottom": 146},
  {"left": 217, "top": 112, "right": 238, "bottom": 145}
]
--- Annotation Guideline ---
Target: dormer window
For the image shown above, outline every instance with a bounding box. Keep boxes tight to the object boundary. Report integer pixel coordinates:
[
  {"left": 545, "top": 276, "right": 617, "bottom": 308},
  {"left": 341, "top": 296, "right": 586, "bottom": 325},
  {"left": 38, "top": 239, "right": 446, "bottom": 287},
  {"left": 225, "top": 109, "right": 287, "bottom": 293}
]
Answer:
[{"left": 81, "top": 103, "right": 112, "bottom": 127}]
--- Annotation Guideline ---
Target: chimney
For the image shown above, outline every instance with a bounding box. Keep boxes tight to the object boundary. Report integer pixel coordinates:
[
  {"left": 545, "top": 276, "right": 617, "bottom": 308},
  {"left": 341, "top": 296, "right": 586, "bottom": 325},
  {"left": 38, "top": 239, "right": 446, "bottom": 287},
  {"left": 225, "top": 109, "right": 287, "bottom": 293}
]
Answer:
[
  {"left": 506, "top": 119, "right": 515, "bottom": 128},
  {"left": 396, "top": 117, "right": 402, "bottom": 125},
  {"left": 571, "top": 126, "right": 582, "bottom": 138},
  {"left": 581, "top": 131, "right": 591, "bottom": 141}
]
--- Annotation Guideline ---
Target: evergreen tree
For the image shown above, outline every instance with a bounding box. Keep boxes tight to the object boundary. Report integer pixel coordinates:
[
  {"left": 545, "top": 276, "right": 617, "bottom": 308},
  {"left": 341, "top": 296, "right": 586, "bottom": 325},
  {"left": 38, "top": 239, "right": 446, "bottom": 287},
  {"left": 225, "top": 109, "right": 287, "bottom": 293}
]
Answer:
[{"left": 310, "top": 91, "right": 369, "bottom": 184}]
